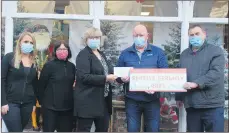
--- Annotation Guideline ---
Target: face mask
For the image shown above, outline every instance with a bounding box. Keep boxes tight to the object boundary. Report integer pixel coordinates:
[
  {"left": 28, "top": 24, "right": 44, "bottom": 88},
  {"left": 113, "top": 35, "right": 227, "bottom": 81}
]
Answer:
[
  {"left": 189, "top": 36, "right": 204, "bottom": 47},
  {"left": 56, "top": 50, "right": 68, "bottom": 60},
  {"left": 88, "top": 39, "right": 100, "bottom": 50},
  {"left": 134, "top": 37, "right": 146, "bottom": 48},
  {"left": 21, "top": 43, "right": 34, "bottom": 54}
]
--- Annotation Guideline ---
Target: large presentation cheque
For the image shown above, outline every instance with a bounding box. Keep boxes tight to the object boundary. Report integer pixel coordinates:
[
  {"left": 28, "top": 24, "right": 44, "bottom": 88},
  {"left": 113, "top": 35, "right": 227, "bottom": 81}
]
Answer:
[{"left": 129, "top": 68, "right": 187, "bottom": 92}]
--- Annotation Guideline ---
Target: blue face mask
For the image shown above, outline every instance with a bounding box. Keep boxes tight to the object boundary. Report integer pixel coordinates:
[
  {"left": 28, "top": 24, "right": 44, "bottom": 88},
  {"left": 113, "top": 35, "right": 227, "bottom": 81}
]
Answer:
[
  {"left": 88, "top": 39, "right": 100, "bottom": 50},
  {"left": 189, "top": 36, "right": 204, "bottom": 47},
  {"left": 134, "top": 37, "right": 146, "bottom": 48},
  {"left": 21, "top": 43, "right": 34, "bottom": 54}
]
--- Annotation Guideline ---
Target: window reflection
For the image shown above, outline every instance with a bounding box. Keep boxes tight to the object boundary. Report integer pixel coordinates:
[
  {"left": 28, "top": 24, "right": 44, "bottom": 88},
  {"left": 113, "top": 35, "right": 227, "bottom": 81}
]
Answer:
[
  {"left": 17, "top": 1, "right": 89, "bottom": 15},
  {"left": 104, "top": 1, "right": 178, "bottom": 17},
  {"left": 194, "top": 0, "right": 228, "bottom": 18}
]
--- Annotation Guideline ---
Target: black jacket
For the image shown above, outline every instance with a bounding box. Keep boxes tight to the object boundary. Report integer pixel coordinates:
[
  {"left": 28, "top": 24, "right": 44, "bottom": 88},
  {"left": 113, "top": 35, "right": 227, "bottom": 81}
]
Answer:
[
  {"left": 74, "top": 46, "right": 113, "bottom": 118},
  {"left": 1, "top": 52, "right": 38, "bottom": 106},
  {"left": 38, "top": 59, "right": 75, "bottom": 111}
]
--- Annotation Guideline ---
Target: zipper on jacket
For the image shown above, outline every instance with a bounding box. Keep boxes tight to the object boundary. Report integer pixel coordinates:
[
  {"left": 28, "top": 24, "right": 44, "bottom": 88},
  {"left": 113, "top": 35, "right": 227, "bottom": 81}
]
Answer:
[
  {"left": 21, "top": 75, "right": 28, "bottom": 104},
  {"left": 64, "top": 64, "right": 67, "bottom": 76}
]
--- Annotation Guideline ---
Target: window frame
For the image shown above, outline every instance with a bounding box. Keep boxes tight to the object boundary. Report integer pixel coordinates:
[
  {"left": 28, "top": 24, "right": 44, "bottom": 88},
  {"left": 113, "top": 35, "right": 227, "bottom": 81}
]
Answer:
[{"left": 1, "top": 1, "right": 228, "bottom": 132}]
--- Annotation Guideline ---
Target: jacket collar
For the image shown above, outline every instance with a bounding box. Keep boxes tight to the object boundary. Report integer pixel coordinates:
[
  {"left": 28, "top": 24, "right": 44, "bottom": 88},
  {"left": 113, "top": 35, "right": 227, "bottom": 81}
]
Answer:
[
  {"left": 128, "top": 43, "right": 152, "bottom": 53},
  {"left": 188, "top": 40, "right": 208, "bottom": 54},
  {"left": 86, "top": 46, "right": 103, "bottom": 55}
]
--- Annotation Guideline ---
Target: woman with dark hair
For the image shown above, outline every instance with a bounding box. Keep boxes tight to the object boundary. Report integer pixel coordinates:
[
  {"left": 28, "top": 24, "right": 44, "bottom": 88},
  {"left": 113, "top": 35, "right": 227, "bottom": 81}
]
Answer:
[{"left": 38, "top": 40, "right": 75, "bottom": 132}]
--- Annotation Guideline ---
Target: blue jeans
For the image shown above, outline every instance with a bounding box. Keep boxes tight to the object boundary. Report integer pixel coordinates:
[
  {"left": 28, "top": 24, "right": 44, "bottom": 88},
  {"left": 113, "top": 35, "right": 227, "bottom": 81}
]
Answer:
[
  {"left": 125, "top": 98, "right": 160, "bottom": 132},
  {"left": 186, "top": 107, "right": 225, "bottom": 132}
]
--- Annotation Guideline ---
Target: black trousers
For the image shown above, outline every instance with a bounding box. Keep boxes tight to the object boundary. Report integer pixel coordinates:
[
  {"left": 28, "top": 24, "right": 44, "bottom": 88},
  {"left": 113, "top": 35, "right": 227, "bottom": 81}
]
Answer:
[
  {"left": 2, "top": 103, "right": 33, "bottom": 132},
  {"left": 42, "top": 107, "right": 73, "bottom": 132},
  {"left": 76, "top": 103, "right": 110, "bottom": 132},
  {"left": 186, "top": 107, "right": 225, "bottom": 132}
]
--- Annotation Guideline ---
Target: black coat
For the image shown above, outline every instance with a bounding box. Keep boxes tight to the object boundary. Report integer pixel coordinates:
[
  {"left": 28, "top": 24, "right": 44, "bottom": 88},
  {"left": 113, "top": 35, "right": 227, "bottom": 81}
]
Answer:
[
  {"left": 38, "top": 59, "right": 75, "bottom": 111},
  {"left": 74, "top": 46, "right": 113, "bottom": 118},
  {"left": 1, "top": 52, "right": 38, "bottom": 106}
]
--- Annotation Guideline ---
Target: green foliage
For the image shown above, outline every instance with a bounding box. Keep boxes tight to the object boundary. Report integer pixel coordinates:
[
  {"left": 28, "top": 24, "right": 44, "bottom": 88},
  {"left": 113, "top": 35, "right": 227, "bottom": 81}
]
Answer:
[
  {"left": 162, "top": 25, "right": 181, "bottom": 68},
  {"left": 100, "top": 4, "right": 126, "bottom": 98}
]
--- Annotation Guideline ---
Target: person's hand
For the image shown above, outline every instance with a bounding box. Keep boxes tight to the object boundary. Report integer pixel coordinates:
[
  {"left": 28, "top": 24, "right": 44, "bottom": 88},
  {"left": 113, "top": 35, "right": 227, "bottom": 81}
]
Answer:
[
  {"left": 1, "top": 105, "right": 9, "bottom": 115},
  {"left": 38, "top": 71, "right": 41, "bottom": 79},
  {"left": 183, "top": 82, "right": 198, "bottom": 90},
  {"left": 32, "top": 106, "right": 36, "bottom": 112},
  {"left": 73, "top": 80, "right": 76, "bottom": 88},
  {"left": 106, "top": 74, "right": 118, "bottom": 82},
  {"left": 176, "top": 101, "right": 184, "bottom": 108},
  {"left": 145, "top": 90, "right": 155, "bottom": 94},
  {"left": 121, "top": 76, "right": 130, "bottom": 83}
]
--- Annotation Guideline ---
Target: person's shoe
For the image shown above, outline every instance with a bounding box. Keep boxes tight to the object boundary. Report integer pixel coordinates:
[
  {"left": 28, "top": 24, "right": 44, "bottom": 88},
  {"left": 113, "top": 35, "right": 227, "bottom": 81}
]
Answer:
[{"left": 33, "top": 127, "right": 40, "bottom": 131}]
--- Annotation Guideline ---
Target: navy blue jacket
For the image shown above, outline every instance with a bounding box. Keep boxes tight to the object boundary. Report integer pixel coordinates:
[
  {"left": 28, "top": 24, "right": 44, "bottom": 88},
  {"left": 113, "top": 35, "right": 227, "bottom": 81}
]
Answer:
[{"left": 117, "top": 44, "right": 168, "bottom": 102}]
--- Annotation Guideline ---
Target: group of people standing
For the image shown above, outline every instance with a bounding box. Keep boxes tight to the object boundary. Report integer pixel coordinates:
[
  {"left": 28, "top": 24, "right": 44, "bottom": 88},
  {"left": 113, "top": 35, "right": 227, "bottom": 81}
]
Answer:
[{"left": 1, "top": 24, "right": 225, "bottom": 132}]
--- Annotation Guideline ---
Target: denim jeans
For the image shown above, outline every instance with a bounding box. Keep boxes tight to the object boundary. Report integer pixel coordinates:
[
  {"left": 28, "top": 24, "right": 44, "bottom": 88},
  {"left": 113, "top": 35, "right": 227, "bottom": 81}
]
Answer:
[
  {"left": 125, "top": 98, "right": 160, "bottom": 132},
  {"left": 186, "top": 107, "right": 225, "bottom": 132}
]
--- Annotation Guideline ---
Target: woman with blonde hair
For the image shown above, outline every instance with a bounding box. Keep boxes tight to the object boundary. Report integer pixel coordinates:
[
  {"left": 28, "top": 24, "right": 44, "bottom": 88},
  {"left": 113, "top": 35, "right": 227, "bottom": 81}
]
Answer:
[
  {"left": 74, "top": 27, "right": 117, "bottom": 132},
  {"left": 1, "top": 32, "right": 38, "bottom": 132}
]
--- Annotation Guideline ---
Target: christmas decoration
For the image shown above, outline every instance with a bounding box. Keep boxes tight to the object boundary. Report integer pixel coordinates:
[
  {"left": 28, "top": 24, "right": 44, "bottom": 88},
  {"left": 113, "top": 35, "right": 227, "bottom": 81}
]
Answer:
[
  {"left": 100, "top": 4, "right": 126, "bottom": 98},
  {"left": 136, "top": 0, "right": 144, "bottom": 3},
  {"left": 30, "top": 24, "right": 51, "bottom": 71}
]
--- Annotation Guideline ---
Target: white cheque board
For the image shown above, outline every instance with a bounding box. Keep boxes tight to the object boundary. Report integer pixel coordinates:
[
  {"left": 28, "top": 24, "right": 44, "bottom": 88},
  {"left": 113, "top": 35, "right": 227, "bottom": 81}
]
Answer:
[{"left": 129, "top": 68, "right": 187, "bottom": 92}]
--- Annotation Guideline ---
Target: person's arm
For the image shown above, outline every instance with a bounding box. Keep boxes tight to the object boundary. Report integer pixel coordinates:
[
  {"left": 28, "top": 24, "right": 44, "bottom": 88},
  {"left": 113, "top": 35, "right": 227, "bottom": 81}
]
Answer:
[
  {"left": 37, "top": 63, "right": 51, "bottom": 104},
  {"left": 72, "top": 64, "right": 76, "bottom": 87},
  {"left": 157, "top": 49, "right": 169, "bottom": 68},
  {"left": 1, "top": 53, "right": 12, "bottom": 106},
  {"left": 76, "top": 51, "right": 106, "bottom": 86},
  {"left": 116, "top": 52, "right": 125, "bottom": 83},
  {"left": 32, "top": 70, "right": 39, "bottom": 106},
  {"left": 193, "top": 48, "right": 225, "bottom": 89}
]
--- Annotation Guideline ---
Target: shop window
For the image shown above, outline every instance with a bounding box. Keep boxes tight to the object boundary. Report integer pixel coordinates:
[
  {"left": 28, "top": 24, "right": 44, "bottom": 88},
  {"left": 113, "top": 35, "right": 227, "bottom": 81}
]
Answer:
[
  {"left": 17, "top": 1, "right": 89, "bottom": 15},
  {"left": 104, "top": 1, "right": 178, "bottom": 17},
  {"left": 193, "top": 0, "right": 228, "bottom": 18}
]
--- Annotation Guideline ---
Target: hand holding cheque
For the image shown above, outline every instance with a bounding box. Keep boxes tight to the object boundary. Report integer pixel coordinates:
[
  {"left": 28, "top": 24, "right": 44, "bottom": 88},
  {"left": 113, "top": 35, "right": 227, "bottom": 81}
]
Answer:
[{"left": 114, "top": 67, "right": 188, "bottom": 92}]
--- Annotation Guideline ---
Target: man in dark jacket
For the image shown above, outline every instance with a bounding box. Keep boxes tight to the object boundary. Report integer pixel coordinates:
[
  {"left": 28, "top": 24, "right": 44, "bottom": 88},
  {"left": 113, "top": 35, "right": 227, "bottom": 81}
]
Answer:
[
  {"left": 116, "top": 24, "right": 168, "bottom": 132},
  {"left": 176, "top": 25, "right": 225, "bottom": 132}
]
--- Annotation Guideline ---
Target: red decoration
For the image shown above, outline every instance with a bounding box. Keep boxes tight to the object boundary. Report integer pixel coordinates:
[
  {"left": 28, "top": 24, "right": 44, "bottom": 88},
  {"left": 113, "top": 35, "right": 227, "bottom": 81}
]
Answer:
[{"left": 136, "top": 0, "right": 144, "bottom": 3}]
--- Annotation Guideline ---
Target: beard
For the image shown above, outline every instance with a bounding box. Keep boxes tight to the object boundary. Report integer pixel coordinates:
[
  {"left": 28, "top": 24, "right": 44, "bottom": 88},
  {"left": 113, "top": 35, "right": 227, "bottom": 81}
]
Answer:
[{"left": 33, "top": 32, "right": 51, "bottom": 51}]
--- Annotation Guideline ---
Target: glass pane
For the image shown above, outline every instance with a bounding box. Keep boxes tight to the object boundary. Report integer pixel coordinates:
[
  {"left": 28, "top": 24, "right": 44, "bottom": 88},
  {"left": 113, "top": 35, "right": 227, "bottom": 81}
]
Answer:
[
  {"left": 13, "top": 18, "right": 92, "bottom": 68},
  {"left": 100, "top": 21, "right": 181, "bottom": 132},
  {"left": 17, "top": 1, "right": 89, "bottom": 15},
  {"left": 193, "top": 0, "right": 228, "bottom": 18},
  {"left": 189, "top": 23, "right": 228, "bottom": 132},
  {"left": 104, "top": 1, "right": 178, "bottom": 16},
  {"left": 1, "top": 17, "right": 5, "bottom": 58}
]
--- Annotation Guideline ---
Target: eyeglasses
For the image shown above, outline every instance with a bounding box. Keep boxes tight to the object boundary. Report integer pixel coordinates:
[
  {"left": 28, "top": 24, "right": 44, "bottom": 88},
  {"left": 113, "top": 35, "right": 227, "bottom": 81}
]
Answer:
[{"left": 57, "top": 48, "right": 68, "bottom": 51}]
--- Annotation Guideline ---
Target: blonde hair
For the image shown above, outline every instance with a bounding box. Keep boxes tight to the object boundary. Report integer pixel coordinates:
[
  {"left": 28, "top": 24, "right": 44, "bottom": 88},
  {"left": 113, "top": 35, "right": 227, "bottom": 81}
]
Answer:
[
  {"left": 82, "top": 27, "right": 107, "bottom": 48},
  {"left": 14, "top": 32, "right": 37, "bottom": 69}
]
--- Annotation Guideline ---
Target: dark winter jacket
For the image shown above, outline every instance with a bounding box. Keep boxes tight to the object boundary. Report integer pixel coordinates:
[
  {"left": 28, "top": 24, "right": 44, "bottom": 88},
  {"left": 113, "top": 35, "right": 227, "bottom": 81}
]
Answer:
[
  {"left": 74, "top": 46, "right": 113, "bottom": 118},
  {"left": 175, "top": 41, "right": 225, "bottom": 108},
  {"left": 38, "top": 59, "right": 75, "bottom": 111},
  {"left": 1, "top": 52, "right": 38, "bottom": 106}
]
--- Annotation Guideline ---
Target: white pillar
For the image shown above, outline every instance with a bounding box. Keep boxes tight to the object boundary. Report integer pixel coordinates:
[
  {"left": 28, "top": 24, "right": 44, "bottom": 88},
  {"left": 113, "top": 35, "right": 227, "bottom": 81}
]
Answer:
[
  {"left": 178, "top": 1, "right": 194, "bottom": 132},
  {"left": 2, "top": 1, "right": 17, "bottom": 54}
]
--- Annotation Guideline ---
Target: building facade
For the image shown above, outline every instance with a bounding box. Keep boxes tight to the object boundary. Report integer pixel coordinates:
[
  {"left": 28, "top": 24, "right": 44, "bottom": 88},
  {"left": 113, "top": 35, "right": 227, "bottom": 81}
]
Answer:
[{"left": 1, "top": 0, "right": 228, "bottom": 132}]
